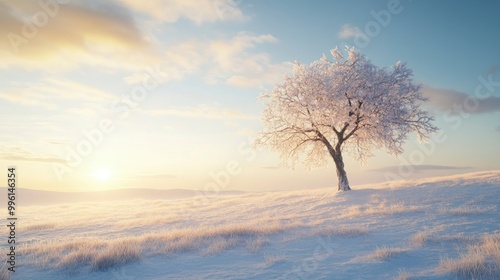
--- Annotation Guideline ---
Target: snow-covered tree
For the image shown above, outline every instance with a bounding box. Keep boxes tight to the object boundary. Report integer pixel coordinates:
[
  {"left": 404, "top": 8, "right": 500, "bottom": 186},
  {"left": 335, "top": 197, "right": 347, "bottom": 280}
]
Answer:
[{"left": 256, "top": 47, "right": 438, "bottom": 191}]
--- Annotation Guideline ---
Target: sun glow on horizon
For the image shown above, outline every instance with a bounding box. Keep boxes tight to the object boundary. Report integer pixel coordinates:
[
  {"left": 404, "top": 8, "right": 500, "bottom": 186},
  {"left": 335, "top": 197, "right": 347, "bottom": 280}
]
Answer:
[{"left": 91, "top": 168, "right": 111, "bottom": 181}]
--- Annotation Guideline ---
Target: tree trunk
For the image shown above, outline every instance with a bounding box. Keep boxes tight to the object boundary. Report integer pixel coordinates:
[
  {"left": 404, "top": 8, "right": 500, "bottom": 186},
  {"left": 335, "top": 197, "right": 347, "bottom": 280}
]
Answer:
[
  {"left": 319, "top": 134, "right": 351, "bottom": 191},
  {"left": 333, "top": 151, "right": 351, "bottom": 191}
]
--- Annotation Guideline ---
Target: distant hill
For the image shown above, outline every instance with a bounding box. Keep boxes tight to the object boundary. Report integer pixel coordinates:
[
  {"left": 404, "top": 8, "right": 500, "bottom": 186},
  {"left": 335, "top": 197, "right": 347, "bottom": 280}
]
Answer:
[{"left": 0, "top": 187, "right": 245, "bottom": 206}]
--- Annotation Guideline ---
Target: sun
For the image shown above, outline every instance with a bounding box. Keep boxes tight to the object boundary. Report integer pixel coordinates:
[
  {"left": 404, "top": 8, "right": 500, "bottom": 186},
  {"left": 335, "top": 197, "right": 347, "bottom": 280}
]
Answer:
[{"left": 91, "top": 168, "right": 111, "bottom": 181}]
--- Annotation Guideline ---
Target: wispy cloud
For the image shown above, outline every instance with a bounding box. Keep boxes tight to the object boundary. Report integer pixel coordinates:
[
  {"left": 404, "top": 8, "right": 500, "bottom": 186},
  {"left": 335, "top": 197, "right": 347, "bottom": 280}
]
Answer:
[
  {"left": 338, "top": 24, "right": 364, "bottom": 39},
  {"left": 370, "top": 165, "right": 472, "bottom": 173},
  {"left": 0, "top": 91, "right": 58, "bottom": 110},
  {"left": 119, "top": 0, "right": 247, "bottom": 24},
  {"left": 0, "top": 1, "right": 153, "bottom": 70},
  {"left": 421, "top": 86, "right": 500, "bottom": 114},
  {"left": 2, "top": 4, "right": 276, "bottom": 91},
  {"left": 42, "top": 78, "right": 117, "bottom": 102},
  {"left": 0, "top": 115, "right": 66, "bottom": 133},
  {"left": 144, "top": 104, "right": 257, "bottom": 120},
  {"left": 0, "top": 146, "right": 66, "bottom": 164},
  {"left": 235, "top": 128, "right": 258, "bottom": 136},
  {"left": 261, "top": 165, "right": 281, "bottom": 170},
  {"left": 65, "top": 107, "right": 99, "bottom": 117},
  {"left": 121, "top": 173, "right": 177, "bottom": 179},
  {"left": 206, "top": 33, "right": 290, "bottom": 87},
  {"left": 122, "top": 33, "right": 289, "bottom": 88},
  {"left": 0, "top": 77, "right": 118, "bottom": 111},
  {"left": 46, "top": 139, "right": 68, "bottom": 146},
  {"left": 162, "top": 39, "right": 208, "bottom": 80}
]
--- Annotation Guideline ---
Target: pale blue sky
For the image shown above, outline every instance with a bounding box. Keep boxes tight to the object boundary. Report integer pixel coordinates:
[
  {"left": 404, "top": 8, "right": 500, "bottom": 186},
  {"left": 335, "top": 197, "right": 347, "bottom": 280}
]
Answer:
[{"left": 0, "top": 0, "right": 499, "bottom": 191}]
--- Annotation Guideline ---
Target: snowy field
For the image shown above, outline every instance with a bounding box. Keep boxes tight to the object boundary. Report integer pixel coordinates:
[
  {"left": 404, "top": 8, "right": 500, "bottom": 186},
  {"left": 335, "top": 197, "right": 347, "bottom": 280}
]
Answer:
[{"left": 2, "top": 171, "right": 500, "bottom": 280}]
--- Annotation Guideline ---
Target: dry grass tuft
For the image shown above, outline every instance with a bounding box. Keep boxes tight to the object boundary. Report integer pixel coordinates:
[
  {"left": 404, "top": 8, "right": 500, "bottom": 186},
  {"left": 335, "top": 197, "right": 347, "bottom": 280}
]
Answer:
[
  {"left": 263, "top": 253, "right": 286, "bottom": 267},
  {"left": 339, "top": 205, "right": 363, "bottom": 218},
  {"left": 21, "top": 221, "right": 297, "bottom": 271},
  {"left": 440, "top": 206, "right": 491, "bottom": 215},
  {"left": 410, "top": 231, "right": 431, "bottom": 246},
  {"left": 439, "top": 233, "right": 500, "bottom": 279},
  {"left": 313, "top": 225, "right": 370, "bottom": 237},
  {"left": 370, "top": 246, "right": 408, "bottom": 261},
  {"left": 364, "top": 202, "right": 423, "bottom": 215},
  {"left": 56, "top": 250, "right": 94, "bottom": 270},
  {"left": 393, "top": 269, "right": 412, "bottom": 280},
  {"left": 410, "top": 232, "right": 475, "bottom": 246},
  {"left": 92, "top": 241, "right": 141, "bottom": 271},
  {"left": 339, "top": 201, "right": 423, "bottom": 218},
  {"left": 24, "top": 222, "right": 57, "bottom": 233},
  {"left": 246, "top": 236, "right": 270, "bottom": 253},
  {"left": 203, "top": 237, "right": 239, "bottom": 255},
  {"left": 0, "top": 263, "right": 10, "bottom": 280}
]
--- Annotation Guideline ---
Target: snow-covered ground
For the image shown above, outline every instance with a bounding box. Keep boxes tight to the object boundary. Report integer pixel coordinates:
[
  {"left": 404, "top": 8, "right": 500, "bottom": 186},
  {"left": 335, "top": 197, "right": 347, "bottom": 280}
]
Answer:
[{"left": 3, "top": 171, "right": 500, "bottom": 279}]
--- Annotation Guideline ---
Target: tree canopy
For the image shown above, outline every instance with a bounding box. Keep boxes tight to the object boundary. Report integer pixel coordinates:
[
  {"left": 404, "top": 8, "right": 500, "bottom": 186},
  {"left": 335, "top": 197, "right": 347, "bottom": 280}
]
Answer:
[{"left": 256, "top": 47, "right": 438, "bottom": 191}]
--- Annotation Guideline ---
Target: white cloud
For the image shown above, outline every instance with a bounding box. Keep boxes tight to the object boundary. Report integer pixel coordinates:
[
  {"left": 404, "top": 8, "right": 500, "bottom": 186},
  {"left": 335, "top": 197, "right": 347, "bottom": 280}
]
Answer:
[
  {"left": 0, "top": 146, "right": 66, "bottom": 164},
  {"left": 226, "top": 62, "right": 291, "bottom": 87},
  {"left": 0, "top": 91, "right": 58, "bottom": 110},
  {"left": 0, "top": 77, "right": 118, "bottom": 111},
  {"left": 124, "top": 33, "right": 289, "bottom": 88},
  {"left": 118, "top": 0, "right": 248, "bottom": 24},
  {"left": 209, "top": 33, "right": 277, "bottom": 69},
  {"left": 163, "top": 39, "right": 207, "bottom": 77},
  {"left": 42, "top": 78, "right": 117, "bottom": 102},
  {"left": 338, "top": 24, "right": 364, "bottom": 39},
  {"left": 205, "top": 33, "right": 289, "bottom": 87}
]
